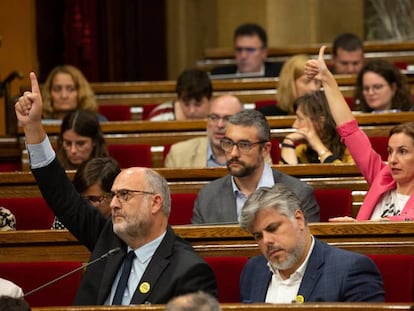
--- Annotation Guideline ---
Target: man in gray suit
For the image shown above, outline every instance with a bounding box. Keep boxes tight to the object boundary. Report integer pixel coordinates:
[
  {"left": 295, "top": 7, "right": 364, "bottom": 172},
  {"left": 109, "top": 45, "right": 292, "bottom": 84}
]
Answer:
[{"left": 192, "top": 110, "right": 319, "bottom": 224}]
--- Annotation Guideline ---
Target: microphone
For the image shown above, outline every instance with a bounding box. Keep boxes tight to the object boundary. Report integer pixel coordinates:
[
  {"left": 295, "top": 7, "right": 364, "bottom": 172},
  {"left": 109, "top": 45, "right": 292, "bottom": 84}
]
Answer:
[{"left": 23, "top": 247, "right": 121, "bottom": 297}]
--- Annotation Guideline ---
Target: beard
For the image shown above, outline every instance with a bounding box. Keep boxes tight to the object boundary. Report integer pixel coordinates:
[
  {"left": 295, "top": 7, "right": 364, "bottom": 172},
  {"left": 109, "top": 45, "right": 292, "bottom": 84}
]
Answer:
[
  {"left": 113, "top": 209, "right": 151, "bottom": 243},
  {"left": 226, "top": 157, "right": 261, "bottom": 177}
]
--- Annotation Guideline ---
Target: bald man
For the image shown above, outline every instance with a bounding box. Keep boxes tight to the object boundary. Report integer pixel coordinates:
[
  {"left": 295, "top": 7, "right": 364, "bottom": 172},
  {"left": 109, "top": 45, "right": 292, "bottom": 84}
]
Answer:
[
  {"left": 165, "top": 95, "right": 244, "bottom": 168},
  {"left": 15, "top": 72, "right": 217, "bottom": 306}
]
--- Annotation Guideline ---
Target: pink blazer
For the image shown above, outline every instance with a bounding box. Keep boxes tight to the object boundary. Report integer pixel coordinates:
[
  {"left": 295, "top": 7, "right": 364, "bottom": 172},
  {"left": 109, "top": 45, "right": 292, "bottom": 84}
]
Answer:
[{"left": 337, "top": 120, "right": 414, "bottom": 221}]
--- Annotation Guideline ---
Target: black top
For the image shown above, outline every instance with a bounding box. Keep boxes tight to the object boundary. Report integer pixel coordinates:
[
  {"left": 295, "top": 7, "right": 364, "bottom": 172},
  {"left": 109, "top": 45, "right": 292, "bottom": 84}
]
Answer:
[{"left": 210, "top": 61, "right": 283, "bottom": 77}]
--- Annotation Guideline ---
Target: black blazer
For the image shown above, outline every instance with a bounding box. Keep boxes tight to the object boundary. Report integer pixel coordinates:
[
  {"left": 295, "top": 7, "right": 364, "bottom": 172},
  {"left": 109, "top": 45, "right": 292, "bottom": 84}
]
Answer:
[
  {"left": 210, "top": 61, "right": 283, "bottom": 77},
  {"left": 32, "top": 158, "right": 217, "bottom": 305}
]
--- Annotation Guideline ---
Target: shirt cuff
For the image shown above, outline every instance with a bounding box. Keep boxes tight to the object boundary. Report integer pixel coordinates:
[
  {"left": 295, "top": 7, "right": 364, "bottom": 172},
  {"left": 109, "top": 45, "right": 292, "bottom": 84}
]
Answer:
[{"left": 26, "top": 136, "right": 56, "bottom": 169}]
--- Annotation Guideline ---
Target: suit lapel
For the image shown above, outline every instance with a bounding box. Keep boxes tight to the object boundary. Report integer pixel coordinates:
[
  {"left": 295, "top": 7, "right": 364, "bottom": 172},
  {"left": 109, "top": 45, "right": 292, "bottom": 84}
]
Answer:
[{"left": 297, "top": 239, "right": 324, "bottom": 302}]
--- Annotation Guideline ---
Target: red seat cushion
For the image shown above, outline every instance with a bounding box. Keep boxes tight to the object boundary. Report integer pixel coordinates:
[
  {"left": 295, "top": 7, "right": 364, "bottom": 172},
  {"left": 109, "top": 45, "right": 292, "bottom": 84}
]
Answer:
[
  {"left": 254, "top": 99, "right": 277, "bottom": 109},
  {"left": 368, "top": 254, "right": 414, "bottom": 302},
  {"left": 169, "top": 193, "right": 197, "bottom": 225},
  {"left": 0, "top": 261, "right": 82, "bottom": 307},
  {"left": 108, "top": 144, "right": 152, "bottom": 168},
  {"left": 204, "top": 256, "right": 249, "bottom": 302},
  {"left": 369, "top": 136, "right": 388, "bottom": 161},
  {"left": 314, "top": 189, "right": 352, "bottom": 221},
  {"left": 98, "top": 105, "right": 131, "bottom": 121},
  {"left": 0, "top": 197, "right": 54, "bottom": 230}
]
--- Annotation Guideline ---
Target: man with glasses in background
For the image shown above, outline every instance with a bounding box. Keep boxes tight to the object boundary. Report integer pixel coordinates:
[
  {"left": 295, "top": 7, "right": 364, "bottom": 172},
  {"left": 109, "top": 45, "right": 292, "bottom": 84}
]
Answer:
[
  {"left": 15, "top": 72, "right": 218, "bottom": 305},
  {"left": 164, "top": 95, "right": 244, "bottom": 168},
  {"left": 210, "top": 23, "right": 282, "bottom": 78},
  {"left": 192, "top": 109, "right": 319, "bottom": 224}
]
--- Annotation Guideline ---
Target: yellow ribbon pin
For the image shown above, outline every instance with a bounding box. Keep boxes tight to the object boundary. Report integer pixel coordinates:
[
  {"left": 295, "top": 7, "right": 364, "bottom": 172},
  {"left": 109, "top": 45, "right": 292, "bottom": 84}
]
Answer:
[
  {"left": 139, "top": 282, "right": 150, "bottom": 294},
  {"left": 295, "top": 295, "right": 304, "bottom": 304}
]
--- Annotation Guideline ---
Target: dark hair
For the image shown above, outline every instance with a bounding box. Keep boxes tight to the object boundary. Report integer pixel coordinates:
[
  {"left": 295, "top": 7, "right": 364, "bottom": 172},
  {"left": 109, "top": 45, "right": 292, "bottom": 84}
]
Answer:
[
  {"left": 57, "top": 109, "right": 109, "bottom": 169},
  {"left": 354, "top": 59, "right": 413, "bottom": 112},
  {"left": 73, "top": 157, "right": 121, "bottom": 193},
  {"left": 228, "top": 109, "right": 270, "bottom": 141},
  {"left": 165, "top": 291, "right": 221, "bottom": 311},
  {"left": 293, "top": 91, "right": 345, "bottom": 162},
  {"left": 234, "top": 23, "right": 267, "bottom": 48},
  {"left": 0, "top": 296, "right": 31, "bottom": 311},
  {"left": 332, "top": 33, "right": 363, "bottom": 56},
  {"left": 176, "top": 69, "right": 213, "bottom": 102}
]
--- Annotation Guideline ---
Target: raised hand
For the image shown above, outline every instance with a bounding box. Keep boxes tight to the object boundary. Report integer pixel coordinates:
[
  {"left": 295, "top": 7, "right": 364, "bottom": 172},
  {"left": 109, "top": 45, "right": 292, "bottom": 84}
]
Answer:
[
  {"left": 15, "top": 72, "right": 43, "bottom": 126},
  {"left": 304, "top": 46, "right": 330, "bottom": 82}
]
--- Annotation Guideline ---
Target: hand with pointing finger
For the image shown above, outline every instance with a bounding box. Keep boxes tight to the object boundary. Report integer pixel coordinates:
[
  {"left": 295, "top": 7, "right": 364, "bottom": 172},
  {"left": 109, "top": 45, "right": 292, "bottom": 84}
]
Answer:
[{"left": 15, "top": 72, "right": 43, "bottom": 127}]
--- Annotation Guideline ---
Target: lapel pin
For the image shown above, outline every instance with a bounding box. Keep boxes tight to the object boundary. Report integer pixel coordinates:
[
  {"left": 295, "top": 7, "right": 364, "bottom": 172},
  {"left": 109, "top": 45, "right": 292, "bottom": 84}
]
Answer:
[{"left": 139, "top": 282, "right": 150, "bottom": 294}]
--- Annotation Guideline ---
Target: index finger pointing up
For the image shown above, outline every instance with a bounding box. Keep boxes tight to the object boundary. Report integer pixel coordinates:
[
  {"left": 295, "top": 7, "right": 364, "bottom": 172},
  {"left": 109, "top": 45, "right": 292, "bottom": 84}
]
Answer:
[{"left": 30, "top": 72, "right": 41, "bottom": 95}]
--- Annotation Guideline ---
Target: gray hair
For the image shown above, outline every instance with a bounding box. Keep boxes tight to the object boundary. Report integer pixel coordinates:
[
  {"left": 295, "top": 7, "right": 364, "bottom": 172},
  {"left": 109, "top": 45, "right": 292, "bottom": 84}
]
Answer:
[
  {"left": 228, "top": 110, "right": 270, "bottom": 141},
  {"left": 145, "top": 169, "right": 171, "bottom": 217},
  {"left": 165, "top": 291, "right": 221, "bottom": 311},
  {"left": 240, "top": 183, "right": 306, "bottom": 231}
]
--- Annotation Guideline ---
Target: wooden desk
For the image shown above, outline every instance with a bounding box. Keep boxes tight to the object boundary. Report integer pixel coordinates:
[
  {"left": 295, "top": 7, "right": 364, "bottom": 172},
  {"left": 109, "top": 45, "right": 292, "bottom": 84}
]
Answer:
[{"left": 1, "top": 222, "right": 413, "bottom": 263}]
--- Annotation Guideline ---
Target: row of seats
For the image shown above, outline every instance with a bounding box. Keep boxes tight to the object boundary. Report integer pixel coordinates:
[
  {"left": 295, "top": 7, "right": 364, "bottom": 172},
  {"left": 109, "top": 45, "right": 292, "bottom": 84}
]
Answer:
[
  {"left": 1, "top": 253, "right": 413, "bottom": 306},
  {"left": 0, "top": 188, "right": 352, "bottom": 230}
]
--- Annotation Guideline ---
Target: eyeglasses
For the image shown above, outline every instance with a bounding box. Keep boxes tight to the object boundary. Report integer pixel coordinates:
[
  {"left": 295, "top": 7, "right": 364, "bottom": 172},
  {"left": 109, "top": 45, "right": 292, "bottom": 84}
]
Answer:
[
  {"left": 83, "top": 194, "right": 109, "bottom": 205},
  {"left": 220, "top": 138, "right": 267, "bottom": 153},
  {"left": 62, "top": 139, "right": 90, "bottom": 150},
  {"left": 362, "top": 84, "right": 386, "bottom": 93},
  {"left": 108, "top": 189, "right": 156, "bottom": 203},
  {"left": 207, "top": 114, "right": 231, "bottom": 124},
  {"left": 234, "top": 47, "right": 262, "bottom": 54}
]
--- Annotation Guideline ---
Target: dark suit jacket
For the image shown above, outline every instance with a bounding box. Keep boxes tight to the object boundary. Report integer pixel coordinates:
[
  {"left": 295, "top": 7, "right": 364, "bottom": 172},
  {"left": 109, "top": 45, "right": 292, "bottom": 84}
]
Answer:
[
  {"left": 192, "top": 169, "right": 320, "bottom": 224},
  {"left": 32, "top": 158, "right": 217, "bottom": 305},
  {"left": 240, "top": 238, "right": 384, "bottom": 302},
  {"left": 210, "top": 61, "right": 283, "bottom": 77}
]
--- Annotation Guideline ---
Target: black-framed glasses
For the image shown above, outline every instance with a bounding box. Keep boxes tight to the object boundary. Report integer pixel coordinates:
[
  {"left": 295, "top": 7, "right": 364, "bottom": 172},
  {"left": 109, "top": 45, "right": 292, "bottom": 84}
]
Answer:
[
  {"left": 108, "top": 189, "right": 156, "bottom": 203},
  {"left": 83, "top": 194, "right": 110, "bottom": 204},
  {"left": 220, "top": 138, "right": 268, "bottom": 153},
  {"left": 207, "top": 114, "right": 231, "bottom": 124}
]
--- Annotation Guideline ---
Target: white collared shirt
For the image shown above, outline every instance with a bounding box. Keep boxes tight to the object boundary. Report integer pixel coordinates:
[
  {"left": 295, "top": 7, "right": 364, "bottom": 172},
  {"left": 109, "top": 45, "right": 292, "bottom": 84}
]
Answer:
[{"left": 265, "top": 236, "right": 315, "bottom": 303}]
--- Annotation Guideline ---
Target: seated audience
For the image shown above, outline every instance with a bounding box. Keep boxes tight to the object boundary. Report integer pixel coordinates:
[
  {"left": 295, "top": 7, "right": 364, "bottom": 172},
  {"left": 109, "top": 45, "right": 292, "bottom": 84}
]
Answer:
[
  {"left": 52, "top": 157, "right": 121, "bottom": 229},
  {"left": 0, "top": 279, "right": 24, "bottom": 299},
  {"left": 0, "top": 206, "right": 16, "bottom": 230},
  {"left": 165, "top": 95, "right": 244, "bottom": 168},
  {"left": 305, "top": 46, "right": 414, "bottom": 221},
  {"left": 331, "top": 32, "right": 364, "bottom": 75},
  {"left": 0, "top": 296, "right": 30, "bottom": 311},
  {"left": 57, "top": 109, "right": 108, "bottom": 170},
  {"left": 210, "top": 23, "right": 282, "bottom": 78},
  {"left": 41, "top": 65, "right": 107, "bottom": 121},
  {"left": 147, "top": 69, "right": 212, "bottom": 121},
  {"left": 15, "top": 72, "right": 218, "bottom": 305},
  {"left": 165, "top": 291, "right": 221, "bottom": 311},
  {"left": 258, "top": 55, "right": 320, "bottom": 116},
  {"left": 192, "top": 110, "right": 319, "bottom": 224},
  {"left": 354, "top": 59, "right": 413, "bottom": 112},
  {"left": 280, "top": 91, "right": 353, "bottom": 164},
  {"left": 239, "top": 184, "right": 384, "bottom": 303}
]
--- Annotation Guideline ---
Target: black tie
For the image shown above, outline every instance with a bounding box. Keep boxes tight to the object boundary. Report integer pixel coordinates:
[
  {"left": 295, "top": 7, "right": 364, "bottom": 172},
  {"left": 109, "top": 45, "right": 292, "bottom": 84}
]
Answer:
[{"left": 112, "top": 251, "right": 136, "bottom": 305}]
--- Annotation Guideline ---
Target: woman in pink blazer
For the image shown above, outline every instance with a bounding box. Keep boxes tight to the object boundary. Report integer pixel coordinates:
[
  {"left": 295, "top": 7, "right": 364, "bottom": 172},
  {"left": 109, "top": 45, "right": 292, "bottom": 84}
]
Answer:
[{"left": 305, "top": 46, "right": 414, "bottom": 222}]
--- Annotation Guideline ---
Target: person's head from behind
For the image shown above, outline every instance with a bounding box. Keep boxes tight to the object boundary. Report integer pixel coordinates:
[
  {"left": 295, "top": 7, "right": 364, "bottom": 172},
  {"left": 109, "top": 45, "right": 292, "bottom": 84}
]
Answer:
[
  {"left": 277, "top": 55, "right": 321, "bottom": 114},
  {"left": 207, "top": 95, "right": 244, "bottom": 152},
  {"left": 293, "top": 91, "right": 345, "bottom": 159},
  {"left": 233, "top": 23, "right": 268, "bottom": 74},
  {"left": 355, "top": 59, "right": 412, "bottom": 112},
  {"left": 0, "top": 296, "right": 31, "bottom": 311},
  {"left": 73, "top": 157, "right": 121, "bottom": 218},
  {"left": 240, "top": 184, "right": 310, "bottom": 276},
  {"left": 42, "top": 65, "right": 97, "bottom": 119},
  {"left": 109, "top": 167, "right": 171, "bottom": 248},
  {"left": 165, "top": 291, "right": 221, "bottom": 311},
  {"left": 332, "top": 33, "right": 364, "bottom": 74},
  {"left": 220, "top": 110, "right": 271, "bottom": 178},
  {"left": 387, "top": 122, "right": 414, "bottom": 187},
  {"left": 57, "top": 109, "right": 108, "bottom": 170},
  {"left": 176, "top": 69, "right": 212, "bottom": 120}
]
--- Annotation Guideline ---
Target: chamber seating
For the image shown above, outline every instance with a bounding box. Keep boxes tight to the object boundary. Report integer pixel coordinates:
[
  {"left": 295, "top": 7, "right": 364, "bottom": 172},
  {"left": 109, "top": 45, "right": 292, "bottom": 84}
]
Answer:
[
  {"left": 98, "top": 104, "right": 131, "bottom": 121},
  {"left": 314, "top": 189, "right": 352, "bottom": 221},
  {"left": 369, "top": 136, "right": 389, "bottom": 161},
  {"left": 108, "top": 144, "right": 152, "bottom": 168},
  {"left": 169, "top": 193, "right": 197, "bottom": 225}
]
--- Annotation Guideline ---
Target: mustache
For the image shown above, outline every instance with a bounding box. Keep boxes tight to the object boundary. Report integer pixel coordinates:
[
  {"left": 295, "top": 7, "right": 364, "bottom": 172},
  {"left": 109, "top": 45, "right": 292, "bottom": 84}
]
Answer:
[{"left": 227, "top": 157, "right": 243, "bottom": 165}]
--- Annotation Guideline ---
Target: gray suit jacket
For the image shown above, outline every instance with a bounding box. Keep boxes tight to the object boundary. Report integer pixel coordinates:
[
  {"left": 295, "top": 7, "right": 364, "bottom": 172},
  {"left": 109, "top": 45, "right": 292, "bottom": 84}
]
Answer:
[
  {"left": 192, "top": 169, "right": 320, "bottom": 224},
  {"left": 165, "top": 137, "right": 208, "bottom": 168}
]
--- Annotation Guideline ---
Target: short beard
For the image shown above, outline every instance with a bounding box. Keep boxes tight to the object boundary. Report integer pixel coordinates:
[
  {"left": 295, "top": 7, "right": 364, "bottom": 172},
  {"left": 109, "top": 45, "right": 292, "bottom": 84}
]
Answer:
[{"left": 227, "top": 158, "right": 260, "bottom": 177}]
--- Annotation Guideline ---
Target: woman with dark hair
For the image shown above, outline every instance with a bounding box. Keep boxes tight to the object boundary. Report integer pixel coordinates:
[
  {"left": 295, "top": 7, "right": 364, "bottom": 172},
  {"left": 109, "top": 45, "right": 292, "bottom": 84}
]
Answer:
[
  {"left": 56, "top": 109, "right": 108, "bottom": 170},
  {"left": 281, "top": 90, "right": 353, "bottom": 164},
  {"left": 354, "top": 59, "right": 413, "bottom": 112},
  {"left": 51, "top": 157, "right": 121, "bottom": 229}
]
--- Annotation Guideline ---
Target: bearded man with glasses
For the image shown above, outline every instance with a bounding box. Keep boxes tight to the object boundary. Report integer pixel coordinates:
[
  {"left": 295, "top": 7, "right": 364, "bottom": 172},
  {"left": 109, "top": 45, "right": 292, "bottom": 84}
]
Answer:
[
  {"left": 15, "top": 72, "right": 218, "bottom": 306},
  {"left": 192, "top": 109, "right": 320, "bottom": 224}
]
